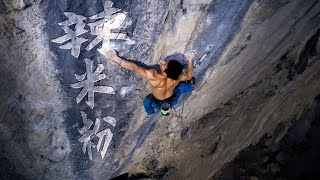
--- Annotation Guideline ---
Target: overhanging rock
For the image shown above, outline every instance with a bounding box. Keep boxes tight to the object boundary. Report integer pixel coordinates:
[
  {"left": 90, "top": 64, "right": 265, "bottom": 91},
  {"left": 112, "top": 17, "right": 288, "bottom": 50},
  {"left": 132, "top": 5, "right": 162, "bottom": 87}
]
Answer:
[{"left": 0, "top": 0, "right": 320, "bottom": 179}]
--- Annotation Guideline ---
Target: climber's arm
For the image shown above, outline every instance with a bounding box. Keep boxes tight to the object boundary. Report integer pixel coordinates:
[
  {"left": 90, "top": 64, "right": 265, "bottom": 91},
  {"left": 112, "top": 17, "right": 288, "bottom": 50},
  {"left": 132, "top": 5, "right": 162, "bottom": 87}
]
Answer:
[
  {"left": 180, "top": 52, "right": 195, "bottom": 81},
  {"left": 103, "top": 50, "right": 156, "bottom": 80}
]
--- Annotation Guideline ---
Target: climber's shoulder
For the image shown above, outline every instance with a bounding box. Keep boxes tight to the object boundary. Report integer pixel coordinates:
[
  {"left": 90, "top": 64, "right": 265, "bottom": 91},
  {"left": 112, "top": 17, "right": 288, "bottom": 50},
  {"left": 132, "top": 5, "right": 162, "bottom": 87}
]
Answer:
[{"left": 134, "top": 66, "right": 158, "bottom": 80}]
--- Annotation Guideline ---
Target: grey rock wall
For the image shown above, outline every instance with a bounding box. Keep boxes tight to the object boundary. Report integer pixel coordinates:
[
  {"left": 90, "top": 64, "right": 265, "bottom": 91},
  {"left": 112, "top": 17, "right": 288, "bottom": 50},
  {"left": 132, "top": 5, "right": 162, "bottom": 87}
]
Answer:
[
  {"left": 213, "top": 95, "right": 320, "bottom": 179},
  {"left": 0, "top": 0, "right": 319, "bottom": 179}
]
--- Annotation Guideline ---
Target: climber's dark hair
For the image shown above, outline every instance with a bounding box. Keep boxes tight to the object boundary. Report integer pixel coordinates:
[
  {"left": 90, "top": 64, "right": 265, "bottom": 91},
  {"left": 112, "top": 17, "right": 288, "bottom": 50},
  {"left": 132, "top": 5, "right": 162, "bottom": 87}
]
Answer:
[{"left": 164, "top": 60, "right": 183, "bottom": 80}]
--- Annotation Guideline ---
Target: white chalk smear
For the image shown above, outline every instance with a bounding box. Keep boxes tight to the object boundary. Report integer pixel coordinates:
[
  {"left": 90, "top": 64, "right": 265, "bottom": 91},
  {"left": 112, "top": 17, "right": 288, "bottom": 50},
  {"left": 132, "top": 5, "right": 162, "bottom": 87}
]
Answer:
[{"left": 119, "top": 86, "right": 135, "bottom": 98}]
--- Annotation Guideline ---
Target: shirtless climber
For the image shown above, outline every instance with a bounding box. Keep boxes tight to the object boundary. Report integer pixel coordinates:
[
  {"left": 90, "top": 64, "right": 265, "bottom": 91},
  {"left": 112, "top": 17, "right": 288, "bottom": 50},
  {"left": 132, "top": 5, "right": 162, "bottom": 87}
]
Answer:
[{"left": 103, "top": 50, "right": 195, "bottom": 116}]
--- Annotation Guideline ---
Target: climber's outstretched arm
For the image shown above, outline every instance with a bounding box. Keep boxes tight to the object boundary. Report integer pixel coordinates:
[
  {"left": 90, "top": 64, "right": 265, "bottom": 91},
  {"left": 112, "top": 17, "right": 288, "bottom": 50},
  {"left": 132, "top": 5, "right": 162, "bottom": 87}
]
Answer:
[
  {"left": 180, "top": 52, "right": 195, "bottom": 81},
  {"left": 102, "top": 50, "right": 156, "bottom": 80}
]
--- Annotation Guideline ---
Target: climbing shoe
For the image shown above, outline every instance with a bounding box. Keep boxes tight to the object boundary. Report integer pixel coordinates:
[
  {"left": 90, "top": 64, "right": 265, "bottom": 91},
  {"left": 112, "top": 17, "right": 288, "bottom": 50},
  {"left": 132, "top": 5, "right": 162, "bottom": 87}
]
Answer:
[{"left": 186, "top": 77, "right": 195, "bottom": 84}]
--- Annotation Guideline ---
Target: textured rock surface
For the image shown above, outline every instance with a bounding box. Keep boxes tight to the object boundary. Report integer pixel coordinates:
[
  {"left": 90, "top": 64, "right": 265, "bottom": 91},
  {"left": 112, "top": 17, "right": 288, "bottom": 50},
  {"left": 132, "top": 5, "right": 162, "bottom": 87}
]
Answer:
[
  {"left": 213, "top": 95, "right": 320, "bottom": 179},
  {"left": 0, "top": 0, "right": 319, "bottom": 179}
]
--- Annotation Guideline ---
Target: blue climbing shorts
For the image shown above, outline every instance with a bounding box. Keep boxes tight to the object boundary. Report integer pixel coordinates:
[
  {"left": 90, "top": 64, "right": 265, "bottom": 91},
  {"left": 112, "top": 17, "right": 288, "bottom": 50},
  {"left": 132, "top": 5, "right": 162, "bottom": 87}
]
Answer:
[{"left": 143, "top": 82, "right": 193, "bottom": 115}]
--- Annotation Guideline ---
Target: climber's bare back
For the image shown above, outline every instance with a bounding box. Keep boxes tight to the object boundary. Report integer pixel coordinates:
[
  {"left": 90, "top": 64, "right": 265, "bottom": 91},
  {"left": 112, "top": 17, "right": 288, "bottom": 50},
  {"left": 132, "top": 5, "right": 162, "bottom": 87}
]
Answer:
[{"left": 147, "top": 69, "right": 181, "bottom": 100}]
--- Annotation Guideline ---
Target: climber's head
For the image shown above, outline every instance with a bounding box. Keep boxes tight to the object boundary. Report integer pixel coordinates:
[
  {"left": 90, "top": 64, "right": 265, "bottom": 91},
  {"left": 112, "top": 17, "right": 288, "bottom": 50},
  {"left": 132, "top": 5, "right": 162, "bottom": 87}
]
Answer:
[{"left": 160, "top": 60, "right": 183, "bottom": 80}]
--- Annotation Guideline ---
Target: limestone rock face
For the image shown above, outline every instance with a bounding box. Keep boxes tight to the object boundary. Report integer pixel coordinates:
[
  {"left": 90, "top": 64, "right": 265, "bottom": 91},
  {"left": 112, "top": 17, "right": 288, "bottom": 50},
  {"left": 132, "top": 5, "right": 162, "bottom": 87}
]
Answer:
[
  {"left": 0, "top": 0, "right": 33, "bottom": 12},
  {"left": 0, "top": 0, "right": 319, "bottom": 179}
]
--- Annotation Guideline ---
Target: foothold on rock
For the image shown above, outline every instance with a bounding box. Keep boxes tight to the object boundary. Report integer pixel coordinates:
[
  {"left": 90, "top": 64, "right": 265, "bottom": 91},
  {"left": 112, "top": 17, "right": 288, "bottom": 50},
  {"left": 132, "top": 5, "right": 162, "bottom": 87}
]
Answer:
[
  {"left": 275, "top": 152, "right": 286, "bottom": 165},
  {"left": 269, "top": 163, "right": 280, "bottom": 174},
  {"left": 261, "top": 155, "right": 269, "bottom": 163},
  {"left": 48, "top": 146, "right": 68, "bottom": 163},
  {"left": 180, "top": 127, "right": 191, "bottom": 140},
  {"left": 260, "top": 165, "right": 269, "bottom": 174},
  {"left": 146, "top": 159, "right": 158, "bottom": 171},
  {"left": 245, "top": 32, "right": 251, "bottom": 41},
  {"left": 48, "top": 130, "right": 69, "bottom": 162}
]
